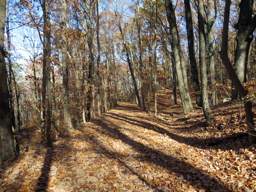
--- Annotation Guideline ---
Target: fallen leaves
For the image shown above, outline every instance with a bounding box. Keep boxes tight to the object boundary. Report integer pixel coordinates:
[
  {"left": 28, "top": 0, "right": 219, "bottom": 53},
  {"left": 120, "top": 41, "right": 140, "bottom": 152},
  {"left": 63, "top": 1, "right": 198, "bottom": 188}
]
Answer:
[{"left": 0, "top": 91, "right": 255, "bottom": 192}]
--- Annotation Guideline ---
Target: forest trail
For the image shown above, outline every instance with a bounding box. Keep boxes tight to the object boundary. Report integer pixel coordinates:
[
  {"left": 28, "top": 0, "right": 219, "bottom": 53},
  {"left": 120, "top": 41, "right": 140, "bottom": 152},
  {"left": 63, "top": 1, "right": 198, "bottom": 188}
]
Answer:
[
  {"left": 2, "top": 0, "right": 256, "bottom": 191},
  {"left": 1, "top": 90, "right": 256, "bottom": 192}
]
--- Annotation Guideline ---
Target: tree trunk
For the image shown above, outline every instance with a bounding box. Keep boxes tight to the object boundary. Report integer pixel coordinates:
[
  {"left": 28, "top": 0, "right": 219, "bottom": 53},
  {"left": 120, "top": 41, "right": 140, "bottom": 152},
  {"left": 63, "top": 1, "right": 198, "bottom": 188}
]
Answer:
[
  {"left": 161, "top": 40, "right": 171, "bottom": 87},
  {"left": 208, "top": 31, "right": 217, "bottom": 106},
  {"left": 165, "top": 0, "right": 193, "bottom": 114},
  {"left": 6, "top": 12, "right": 17, "bottom": 132},
  {"left": 136, "top": 16, "right": 146, "bottom": 111},
  {"left": 60, "top": 0, "right": 73, "bottom": 129},
  {"left": 84, "top": 1, "right": 96, "bottom": 122},
  {"left": 171, "top": 51, "right": 177, "bottom": 105},
  {"left": 118, "top": 22, "right": 141, "bottom": 108},
  {"left": 153, "top": 39, "right": 158, "bottom": 116},
  {"left": 221, "top": 0, "right": 255, "bottom": 141},
  {"left": 198, "top": 0, "right": 212, "bottom": 123},
  {"left": 42, "top": 0, "right": 52, "bottom": 146},
  {"left": 163, "top": 40, "right": 177, "bottom": 104},
  {"left": 12, "top": 72, "right": 21, "bottom": 132},
  {"left": 110, "top": 42, "right": 118, "bottom": 107},
  {"left": 0, "top": 0, "right": 17, "bottom": 165},
  {"left": 96, "top": 0, "right": 102, "bottom": 116},
  {"left": 232, "top": 0, "right": 254, "bottom": 99},
  {"left": 184, "top": 0, "right": 201, "bottom": 106},
  {"left": 85, "top": 26, "right": 94, "bottom": 122},
  {"left": 31, "top": 54, "right": 42, "bottom": 119}
]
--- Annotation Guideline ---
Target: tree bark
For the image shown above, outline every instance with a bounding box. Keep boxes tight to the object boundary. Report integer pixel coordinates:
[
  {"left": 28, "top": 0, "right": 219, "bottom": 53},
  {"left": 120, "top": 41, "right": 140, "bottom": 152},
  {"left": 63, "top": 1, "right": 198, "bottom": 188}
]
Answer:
[
  {"left": 60, "top": 0, "right": 73, "bottom": 129},
  {"left": 198, "top": 0, "right": 212, "bottom": 123},
  {"left": 84, "top": 0, "right": 96, "bottom": 122},
  {"left": 170, "top": 51, "right": 177, "bottom": 105},
  {"left": 232, "top": 0, "right": 254, "bottom": 99},
  {"left": 85, "top": 26, "right": 94, "bottom": 122},
  {"left": 96, "top": 0, "right": 102, "bottom": 116},
  {"left": 118, "top": 22, "right": 142, "bottom": 108},
  {"left": 184, "top": 0, "right": 201, "bottom": 106},
  {"left": 220, "top": 0, "right": 255, "bottom": 140},
  {"left": 0, "top": 0, "right": 17, "bottom": 165},
  {"left": 153, "top": 38, "right": 158, "bottom": 116},
  {"left": 136, "top": 16, "right": 146, "bottom": 111},
  {"left": 165, "top": 0, "right": 193, "bottom": 114},
  {"left": 42, "top": 0, "right": 52, "bottom": 146},
  {"left": 208, "top": 31, "right": 217, "bottom": 106},
  {"left": 6, "top": 12, "right": 17, "bottom": 132}
]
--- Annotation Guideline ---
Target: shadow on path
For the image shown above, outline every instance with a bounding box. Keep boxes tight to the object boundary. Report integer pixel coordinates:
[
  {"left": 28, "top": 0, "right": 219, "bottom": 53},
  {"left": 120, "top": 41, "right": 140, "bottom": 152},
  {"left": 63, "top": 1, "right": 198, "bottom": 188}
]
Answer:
[
  {"left": 88, "top": 136, "right": 164, "bottom": 192},
  {"left": 106, "top": 112, "right": 252, "bottom": 151},
  {"left": 35, "top": 146, "right": 54, "bottom": 192},
  {"left": 92, "top": 118, "right": 231, "bottom": 192}
]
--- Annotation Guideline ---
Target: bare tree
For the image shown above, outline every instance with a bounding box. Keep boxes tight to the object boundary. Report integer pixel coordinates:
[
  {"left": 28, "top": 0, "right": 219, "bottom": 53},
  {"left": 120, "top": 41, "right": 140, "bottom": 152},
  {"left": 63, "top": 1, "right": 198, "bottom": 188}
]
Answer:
[
  {"left": 118, "top": 19, "right": 142, "bottom": 108},
  {"left": 220, "top": 0, "right": 255, "bottom": 140},
  {"left": 165, "top": 0, "right": 193, "bottom": 114},
  {"left": 197, "top": 0, "right": 214, "bottom": 123},
  {"left": 60, "top": 0, "right": 73, "bottom": 129},
  {"left": 184, "top": 0, "right": 201, "bottom": 106},
  {"left": 42, "top": 0, "right": 52, "bottom": 145},
  {"left": 85, "top": 0, "right": 95, "bottom": 122}
]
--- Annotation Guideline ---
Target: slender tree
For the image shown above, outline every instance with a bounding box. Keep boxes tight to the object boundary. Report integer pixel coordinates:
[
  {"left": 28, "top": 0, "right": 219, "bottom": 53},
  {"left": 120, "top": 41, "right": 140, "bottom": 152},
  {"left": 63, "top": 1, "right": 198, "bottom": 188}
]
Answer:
[
  {"left": 165, "top": 0, "right": 193, "bottom": 114},
  {"left": 96, "top": 0, "right": 102, "bottom": 116},
  {"left": 42, "top": 0, "right": 52, "bottom": 145},
  {"left": 118, "top": 19, "right": 142, "bottom": 108},
  {"left": 184, "top": 0, "right": 201, "bottom": 106},
  {"left": 208, "top": 31, "right": 217, "bottom": 105},
  {"left": 60, "top": 0, "right": 73, "bottom": 129},
  {"left": 135, "top": 8, "right": 146, "bottom": 111},
  {"left": 197, "top": 0, "right": 213, "bottom": 122},
  {"left": 85, "top": 0, "right": 95, "bottom": 122}
]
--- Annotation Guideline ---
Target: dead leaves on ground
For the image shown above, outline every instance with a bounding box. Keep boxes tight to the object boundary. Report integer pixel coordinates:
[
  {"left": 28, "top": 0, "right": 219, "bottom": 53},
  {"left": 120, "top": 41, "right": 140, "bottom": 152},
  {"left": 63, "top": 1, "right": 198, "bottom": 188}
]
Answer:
[{"left": 1, "top": 95, "right": 256, "bottom": 192}]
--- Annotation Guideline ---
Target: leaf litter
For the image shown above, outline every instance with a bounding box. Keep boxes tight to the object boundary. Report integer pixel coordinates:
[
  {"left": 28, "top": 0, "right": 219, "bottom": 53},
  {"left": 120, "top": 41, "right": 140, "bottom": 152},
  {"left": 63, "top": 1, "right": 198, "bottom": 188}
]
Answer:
[{"left": 1, "top": 90, "right": 255, "bottom": 192}]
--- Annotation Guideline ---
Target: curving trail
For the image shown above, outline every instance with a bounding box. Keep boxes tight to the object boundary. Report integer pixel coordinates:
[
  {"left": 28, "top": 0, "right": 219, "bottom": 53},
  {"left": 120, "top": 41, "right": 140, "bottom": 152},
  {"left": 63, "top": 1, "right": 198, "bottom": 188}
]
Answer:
[{"left": 1, "top": 92, "right": 255, "bottom": 192}]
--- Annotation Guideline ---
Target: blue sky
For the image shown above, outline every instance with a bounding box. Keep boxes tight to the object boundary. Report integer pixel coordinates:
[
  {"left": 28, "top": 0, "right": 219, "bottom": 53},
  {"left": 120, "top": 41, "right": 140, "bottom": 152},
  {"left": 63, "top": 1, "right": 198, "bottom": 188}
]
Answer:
[
  {"left": 8, "top": 0, "right": 134, "bottom": 71},
  {"left": 8, "top": 0, "right": 42, "bottom": 76}
]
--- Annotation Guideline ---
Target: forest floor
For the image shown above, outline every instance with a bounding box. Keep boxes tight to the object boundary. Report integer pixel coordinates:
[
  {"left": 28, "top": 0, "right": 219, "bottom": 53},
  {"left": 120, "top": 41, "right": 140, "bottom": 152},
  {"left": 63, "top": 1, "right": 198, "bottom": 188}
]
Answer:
[{"left": 1, "top": 90, "right": 256, "bottom": 192}]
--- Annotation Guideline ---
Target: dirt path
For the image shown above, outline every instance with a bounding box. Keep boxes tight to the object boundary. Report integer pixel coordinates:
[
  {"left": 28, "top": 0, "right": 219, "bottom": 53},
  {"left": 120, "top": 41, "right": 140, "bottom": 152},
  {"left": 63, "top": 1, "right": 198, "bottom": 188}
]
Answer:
[{"left": 1, "top": 100, "right": 255, "bottom": 192}]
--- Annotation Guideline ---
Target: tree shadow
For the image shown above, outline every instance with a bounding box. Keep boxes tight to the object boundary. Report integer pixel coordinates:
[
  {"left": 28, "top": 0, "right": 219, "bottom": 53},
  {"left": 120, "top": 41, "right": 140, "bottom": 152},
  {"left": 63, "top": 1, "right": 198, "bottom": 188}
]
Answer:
[
  {"left": 0, "top": 167, "right": 26, "bottom": 191},
  {"left": 0, "top": 127, "right": 40, "bottom": 179},
  {"left": 167, "top": 121, "right": 212, "bottom": 132},
  {"left": 35, "top": 145, "right": 54, "bottom": 192},
  {"left": 160, "top": 111, "right": 184, "bottom": 116},
  {"left": 115, "top": 104, "right": 141, "bottom": 112},
  {"left": 92, "top": 118, "right": 231, "bottom": 192},
  {"left": 212, "top": 104, "right": 244, "bottom": 116},
  {"left": 105, "top": 112, "right": 253, "bottom": 151},
  {"left": 87, "top": 136, "right": 165, "bottom": 192},
  {"left": 0, "top": 153, "right": 24, "bottom": 176}
]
